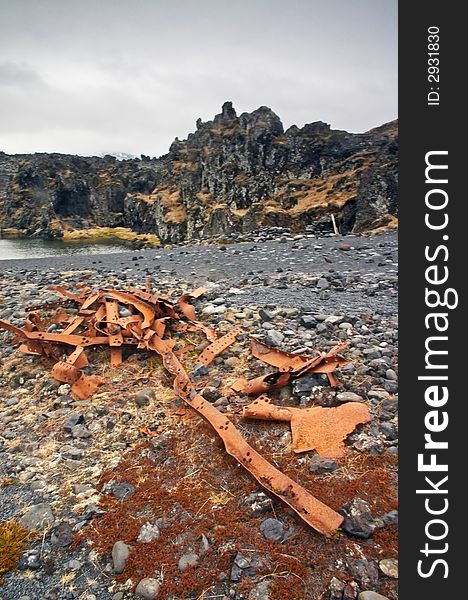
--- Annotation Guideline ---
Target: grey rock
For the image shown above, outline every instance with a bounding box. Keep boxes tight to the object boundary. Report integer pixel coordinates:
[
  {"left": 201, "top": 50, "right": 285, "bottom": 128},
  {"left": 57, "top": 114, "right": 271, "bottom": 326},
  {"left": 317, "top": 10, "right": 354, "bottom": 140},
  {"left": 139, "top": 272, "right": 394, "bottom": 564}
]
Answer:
[
  {"left": 353, "top": 433, "right": 384, "bottom": 454},
  {"left": 231, "top": 551, "right": 256, "bottom": 582},
  {"left": 292, "top": 373, "right": 324, "bottom": 395},
  {"left": 308, "top": 455, "right": 338, "bottom": 474},
  {"left": 260, "top": 518, "right": 285, "bottom": 542},
  {"left": 191, "top": 363, "right": 209, "bottom": 377},
  {"left": 242, "top": 491, "right": 272, "bottom": 517},
  {"left": 224, "top": 357, "right": 240, "bottom": 368},
  {"left": 63, "top": 413, "right": 85, "bottom": 432},
  {"left": 62, "top": 446, "right": 84, "bottom": 460},
  {"left": 358, "top": 593, "right": 389, "bottom": 600},
  {"left": 71, "top": 424, "right": 92, "bottom": 438},
  {"left": 379, "top": 398, "right": 398, "bottom": 420},
  {"left": 137, "top": 522, "right": 160, "bottom": 542},
  {"left": 379, "top": 422, "right": 398, "bottom": 441},
  {"left": 299, "top": 315, "right": 317, "bottom": 329},
  {"left": 340, "top": 498, "right": 378, "bottom": 539},
  {"left": 112, "top": 540, "right": 131, "bottom": 574},
  {"left": 19, "top": 503, "right": 54, "bottom": 530},
  {"left": 248, "top": 580, "right": 270, "bottom": 600},
  {"left": 18, "top": 550, "right": 41, "bottom": 570},
  {"left": 382, "top": 510, "right": 398, "bottom": 525},
  {"left": 135, "top": 387, "right": 155, "bottom": 407},
  {"left": 30, "top": 480, "right": 47, "bottom": 492},
  {"left": 112, "top": 482, "right": 135, "bottom": 500},
  {"left": 317, "top": 277, "right": 330, "bottom": 290},
  {"left": 336, "top": 392, "right": 364, "bottom": 403},
  {"left": 325, "top": 315, "right": 343, "bottom": 324},
  {"left": 51, "top": 522, "right": 75, "bottom": 547},
  {"left": 67, "top": 559, "right": 82, "bottom": 570},
  {"left": 346, "top": 557, "right": 379, "bottom": 588},
  {"left": 329, "top": 577, "right": 345, "bottom": 600},
  {"left": 259, "top": 308, "right": 274, "bottom": 321},
  {"left": 135, "top": 577, "right": 161, "bottom": 599},
  {"left": 379, "top": 558, "right": 398, "bottom": 578},
  {"left": 265, "top": 330, "right": 284, "bottom": 347},
  {"left": 178, "top": 553, "right": 199, "bottom": 571}
]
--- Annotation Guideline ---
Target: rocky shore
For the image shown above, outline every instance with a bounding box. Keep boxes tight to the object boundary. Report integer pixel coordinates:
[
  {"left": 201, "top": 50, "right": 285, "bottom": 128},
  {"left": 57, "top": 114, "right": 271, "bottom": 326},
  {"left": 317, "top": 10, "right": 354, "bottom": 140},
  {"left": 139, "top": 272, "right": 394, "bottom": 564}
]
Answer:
[{"left": 0, "top": 231, "right": 398, "bottom": 600}]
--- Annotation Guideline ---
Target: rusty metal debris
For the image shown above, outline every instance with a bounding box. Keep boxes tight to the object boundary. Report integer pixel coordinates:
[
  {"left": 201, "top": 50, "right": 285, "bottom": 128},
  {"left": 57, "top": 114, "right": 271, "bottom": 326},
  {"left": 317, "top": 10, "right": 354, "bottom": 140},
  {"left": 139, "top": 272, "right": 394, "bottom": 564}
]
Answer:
[
  {"left": 243, "top": 395, "right": 371, "bottom": 457},
  {"left": 0, "top": 283, "right": 353, "bottom": 536},
  {"left": 231, "top": 340, "right": 349, "bottom": 395}
]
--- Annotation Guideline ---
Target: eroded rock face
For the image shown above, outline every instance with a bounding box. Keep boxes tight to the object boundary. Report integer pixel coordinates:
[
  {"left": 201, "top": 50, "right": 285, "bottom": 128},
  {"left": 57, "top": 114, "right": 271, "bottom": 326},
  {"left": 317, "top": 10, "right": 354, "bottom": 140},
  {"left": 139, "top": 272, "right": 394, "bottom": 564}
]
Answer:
[{"left": 0, "top": 103, "right": 398, "bottom": 242}]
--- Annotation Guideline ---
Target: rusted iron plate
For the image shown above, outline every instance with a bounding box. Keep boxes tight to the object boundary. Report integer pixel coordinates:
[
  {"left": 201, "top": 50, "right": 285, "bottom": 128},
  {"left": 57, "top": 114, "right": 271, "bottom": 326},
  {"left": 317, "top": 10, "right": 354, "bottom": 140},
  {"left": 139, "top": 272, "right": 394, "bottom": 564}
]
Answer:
[
  {"left": 51, "top": 361, "right": 83, "bottom": 385},
  {"left": 177, "top": 294, "right": 198, "bottom": 322},
  {"left": 0, "top": 282, "right": 352, "bottom": 535},
  {"left": 71, "top": 375, "right": 105, "bottom": 400},
  {"left": 243, "top": 396, "right": 370, "bottom": 457}
]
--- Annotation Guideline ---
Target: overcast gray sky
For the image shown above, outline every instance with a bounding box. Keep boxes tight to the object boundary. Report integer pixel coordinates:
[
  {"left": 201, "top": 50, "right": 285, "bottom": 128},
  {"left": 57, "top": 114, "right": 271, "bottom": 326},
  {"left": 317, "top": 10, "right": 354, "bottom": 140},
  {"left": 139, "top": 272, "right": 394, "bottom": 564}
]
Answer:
[{"left": 0, "top": 0, "right": 397, "bottom": 158}]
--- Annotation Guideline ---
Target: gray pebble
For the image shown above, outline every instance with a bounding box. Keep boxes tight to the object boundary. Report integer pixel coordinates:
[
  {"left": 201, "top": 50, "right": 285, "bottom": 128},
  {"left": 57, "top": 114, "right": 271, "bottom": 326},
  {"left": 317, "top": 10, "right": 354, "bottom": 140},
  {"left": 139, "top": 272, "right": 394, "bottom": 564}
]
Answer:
[
  {"left": 112, "top": 540, "right": 131, "bottom": 574},
  {"left": 135, "top": 387, "right": 155, "bottom": 407},
  {"left": 260, "top": 518, "right": 285, "bottom": 542},
  {"left": 178, "top": 553, "right": 199, "bottom": 571},
  {"left": 135, "top": 577, "right": 161, "bottom": 599},
  {"left": 19, "top": 503, "right": 54, "bottom": 530}
]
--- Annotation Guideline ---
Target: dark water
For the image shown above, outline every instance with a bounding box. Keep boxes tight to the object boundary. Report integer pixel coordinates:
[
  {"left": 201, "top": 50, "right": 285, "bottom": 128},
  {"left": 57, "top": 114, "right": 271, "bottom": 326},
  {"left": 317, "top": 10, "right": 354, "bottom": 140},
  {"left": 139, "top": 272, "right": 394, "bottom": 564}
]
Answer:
[{"left": 0, "top": 237, "right": 132, "bottom": 260}]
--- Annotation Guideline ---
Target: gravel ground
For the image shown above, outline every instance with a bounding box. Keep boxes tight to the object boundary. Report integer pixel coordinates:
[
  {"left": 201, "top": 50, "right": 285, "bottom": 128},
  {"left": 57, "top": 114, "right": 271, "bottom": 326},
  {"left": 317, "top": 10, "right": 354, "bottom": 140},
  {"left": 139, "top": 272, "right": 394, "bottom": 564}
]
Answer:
[
  {"left": 0, "top": 232, "right": 397, "bottom": 316},
  {"left": 0, "top": 231, "right": 398, "bottom": 600}
]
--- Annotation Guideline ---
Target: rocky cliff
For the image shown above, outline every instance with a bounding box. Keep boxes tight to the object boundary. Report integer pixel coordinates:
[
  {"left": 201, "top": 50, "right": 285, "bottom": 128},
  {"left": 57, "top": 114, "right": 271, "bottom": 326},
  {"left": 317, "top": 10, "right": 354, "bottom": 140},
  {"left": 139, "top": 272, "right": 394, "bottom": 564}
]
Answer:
[{"left": 0, "top": 102, "right": 398, "bottom": 243}]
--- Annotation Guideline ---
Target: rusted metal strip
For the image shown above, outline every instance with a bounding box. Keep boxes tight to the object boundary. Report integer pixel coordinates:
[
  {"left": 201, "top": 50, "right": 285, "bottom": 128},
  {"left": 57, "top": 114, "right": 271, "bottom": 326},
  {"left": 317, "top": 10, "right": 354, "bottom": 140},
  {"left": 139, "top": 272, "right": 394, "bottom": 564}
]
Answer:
[
  {"left": 51, "top": 361, "right": 83, "bottom": 385},
  {"left": 26, "top": 332, "right": 109, "bottom": 346},
  {"left": 26, "top": 299, "right": 76, "bottom": 312},
  {"left": 19, "top": 341, "right": 43, "bottom": 355},
  {"left": 110, "top": 347, "right": 123, "bottom": 366},
  {"left": 148, "top": 334, "right": 343, "bottom": 537},
  {"left": 198, "top": 327, "right": 243, "bottom": 366},
  {"left": 0, "top": 319, "right": 28, "bottom": 338},
  {"left": 67, "top": 346, "right": 89, "bottom": 368},
  {"left": 177, "top": 294, "right": 197, "bottom": 322},
  {"left": 62, "top": 317, "right": 85, "bottom": 335},
  {"left": 47, "top": 285, "right": 84, "bottom": 302},
  {"left": 187, "top": 287, "right": 208, "bottom": 299},
  {"left": 188, "top": 323, "right": 218, "bottom": 343},
  {"left": 105, "top": 300, "right": 120, "bottom": 325}
]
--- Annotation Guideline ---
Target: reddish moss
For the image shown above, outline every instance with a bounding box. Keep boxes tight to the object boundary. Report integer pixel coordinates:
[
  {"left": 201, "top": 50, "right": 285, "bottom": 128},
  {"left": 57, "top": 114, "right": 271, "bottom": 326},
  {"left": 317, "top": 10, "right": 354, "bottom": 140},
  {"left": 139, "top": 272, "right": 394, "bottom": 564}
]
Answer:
[{"left": 80, "top": 413, "right": 397, "bottom": 599}]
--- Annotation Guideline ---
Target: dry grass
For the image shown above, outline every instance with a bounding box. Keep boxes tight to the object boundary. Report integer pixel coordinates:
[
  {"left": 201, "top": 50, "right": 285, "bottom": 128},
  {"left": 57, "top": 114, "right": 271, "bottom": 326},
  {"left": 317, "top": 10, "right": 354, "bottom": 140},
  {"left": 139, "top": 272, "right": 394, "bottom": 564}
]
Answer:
[
  {"left": 0, "top": 521, "right": 32, "bottom": 583},
  {"left": 62, "top": 227, "right": 160, "bottom": 246}
]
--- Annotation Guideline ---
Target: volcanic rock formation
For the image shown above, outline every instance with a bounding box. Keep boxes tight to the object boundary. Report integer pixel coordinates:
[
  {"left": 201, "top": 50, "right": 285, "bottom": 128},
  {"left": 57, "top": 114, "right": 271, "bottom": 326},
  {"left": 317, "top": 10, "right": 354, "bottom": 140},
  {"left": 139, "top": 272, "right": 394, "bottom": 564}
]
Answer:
[{"left": 0, "top": 102, "right": 398, "bottom": 243}]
